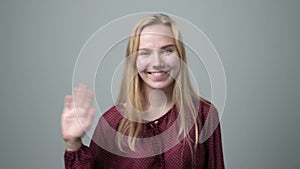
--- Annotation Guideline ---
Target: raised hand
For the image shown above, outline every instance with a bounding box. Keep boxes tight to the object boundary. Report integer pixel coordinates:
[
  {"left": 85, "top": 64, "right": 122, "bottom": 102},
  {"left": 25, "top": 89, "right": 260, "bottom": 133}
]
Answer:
[{"left": 61, "top": 84, "right": 96, "bottom": 151}]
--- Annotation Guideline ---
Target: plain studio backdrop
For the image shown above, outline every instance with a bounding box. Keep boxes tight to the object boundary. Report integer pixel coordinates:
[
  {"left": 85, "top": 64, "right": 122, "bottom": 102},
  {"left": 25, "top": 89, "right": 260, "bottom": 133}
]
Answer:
[{"left": 0, "top": 0, "right": 299, "bottom": 169}]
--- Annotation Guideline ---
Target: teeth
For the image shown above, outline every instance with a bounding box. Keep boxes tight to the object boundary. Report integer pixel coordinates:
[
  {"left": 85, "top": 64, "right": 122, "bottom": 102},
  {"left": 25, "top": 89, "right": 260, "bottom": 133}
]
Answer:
[{"left": 148, "top": 71, "right": 167, "bottom": 74}]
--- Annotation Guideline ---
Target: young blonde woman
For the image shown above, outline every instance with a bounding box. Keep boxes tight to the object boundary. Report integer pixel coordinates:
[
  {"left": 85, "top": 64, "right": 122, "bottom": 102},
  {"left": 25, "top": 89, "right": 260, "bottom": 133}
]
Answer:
[{"left": 61, "top": 13, "right": 225, "bottom": 169}]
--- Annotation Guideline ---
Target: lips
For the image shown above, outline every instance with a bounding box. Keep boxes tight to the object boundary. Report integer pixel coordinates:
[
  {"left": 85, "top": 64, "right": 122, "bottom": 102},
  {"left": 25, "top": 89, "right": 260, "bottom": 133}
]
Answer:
[
  {"left": 147, "top": 70, "right": 168, "bottom": 74},
  {"left": 145, "top": 70, "right": 170, "bottom": 81}
]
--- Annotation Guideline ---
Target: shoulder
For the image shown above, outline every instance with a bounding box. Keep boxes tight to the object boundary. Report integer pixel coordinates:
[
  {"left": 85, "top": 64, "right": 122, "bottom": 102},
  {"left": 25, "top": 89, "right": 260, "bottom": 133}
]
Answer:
[{"left": 198, "top": 98, "right": 219, "bottom": 121}]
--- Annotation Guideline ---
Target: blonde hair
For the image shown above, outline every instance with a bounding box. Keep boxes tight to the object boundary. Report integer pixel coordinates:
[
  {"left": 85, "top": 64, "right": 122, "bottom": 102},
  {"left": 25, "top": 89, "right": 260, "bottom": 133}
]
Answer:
[{"left": 116, "top": 13, "right": 203, "bottom": 153}]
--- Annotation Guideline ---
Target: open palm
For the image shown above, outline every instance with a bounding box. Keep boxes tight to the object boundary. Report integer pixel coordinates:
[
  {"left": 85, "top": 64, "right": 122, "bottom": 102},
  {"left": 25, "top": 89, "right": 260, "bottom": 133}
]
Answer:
[{"left": 61, "top": 84, "right": 96, "bottom": 142}]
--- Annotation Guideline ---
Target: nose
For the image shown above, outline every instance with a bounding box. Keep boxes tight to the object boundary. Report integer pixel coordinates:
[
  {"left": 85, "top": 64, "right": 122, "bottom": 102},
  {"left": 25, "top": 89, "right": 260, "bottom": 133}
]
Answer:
[{"left": 152, "top": 51, "right": 164, "bottom": 68}]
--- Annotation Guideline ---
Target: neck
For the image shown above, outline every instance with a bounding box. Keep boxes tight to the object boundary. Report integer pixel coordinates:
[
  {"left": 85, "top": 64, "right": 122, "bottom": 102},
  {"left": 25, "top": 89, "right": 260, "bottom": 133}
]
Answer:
[{"left": 142, "top": 83, "right": 174, "bottom": 121}]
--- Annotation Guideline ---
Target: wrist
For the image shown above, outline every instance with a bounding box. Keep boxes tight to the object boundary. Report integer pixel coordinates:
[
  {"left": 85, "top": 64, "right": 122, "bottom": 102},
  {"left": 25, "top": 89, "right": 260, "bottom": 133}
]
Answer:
[{"left": 65, "top": 138, "right": 82, "bottom": 151}]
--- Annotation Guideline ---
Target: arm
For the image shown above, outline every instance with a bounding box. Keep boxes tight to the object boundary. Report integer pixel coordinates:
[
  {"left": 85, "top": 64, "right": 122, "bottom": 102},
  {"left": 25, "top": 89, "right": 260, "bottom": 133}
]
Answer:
[
  {"left": 61, "top": 84, "right": 97, "bottom": 168},
  {"left": 202, "top": 103, "right": 225, "bottom": 169},
  {"left": 205, "top": 122, "right": 225, "bottom": 169},
  {"left": 64, "top": 145, "right": 95, "bottom": 169}
]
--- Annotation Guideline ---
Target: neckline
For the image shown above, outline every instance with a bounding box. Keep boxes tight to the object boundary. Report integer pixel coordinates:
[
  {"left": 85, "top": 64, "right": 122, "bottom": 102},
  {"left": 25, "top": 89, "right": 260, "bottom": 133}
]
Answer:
[{"left": 143, "top": 104, "right": 175, "bottom": 124}]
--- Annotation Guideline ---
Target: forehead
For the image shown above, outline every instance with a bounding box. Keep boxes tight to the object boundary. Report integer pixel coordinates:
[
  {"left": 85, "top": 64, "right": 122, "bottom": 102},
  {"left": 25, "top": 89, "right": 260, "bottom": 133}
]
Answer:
[{"left": 139, "top": 24, "right": 175, "bottom": 49}]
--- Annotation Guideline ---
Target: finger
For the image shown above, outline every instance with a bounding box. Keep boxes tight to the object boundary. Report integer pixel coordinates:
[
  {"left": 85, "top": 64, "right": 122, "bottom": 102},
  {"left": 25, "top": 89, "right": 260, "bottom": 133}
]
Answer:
[
  {"left": 79, "top": 83, "right": 87, "bottom": 88},
  {"left": 82, "top": 99, "right": 93, "bottom": 109},
  {"left": 86, "top": 89, "right": 94, "bottom": 98},
  {"left": 83, "top": 107, "right": 96, "bottom": 129},
  {"left": 77, "top": 84, "right": 88, "bottom": 102},
  {"left": 79, "top": 83, "right": 88, "bottom": 93},
  {"left": 64, "top": 95, "right": 73, "bottom": 109},
  {"left": 73, "top": 86, "right": 86, "bottom": 107},
  {"left": 89, "top": 107, "right": 96, "bottom": 119},
  {"left": 73, "top": 88, "right": 80, "bottom": 107},
  {"left": 82, "top": 90, "right": 94, "bottom": 109}
]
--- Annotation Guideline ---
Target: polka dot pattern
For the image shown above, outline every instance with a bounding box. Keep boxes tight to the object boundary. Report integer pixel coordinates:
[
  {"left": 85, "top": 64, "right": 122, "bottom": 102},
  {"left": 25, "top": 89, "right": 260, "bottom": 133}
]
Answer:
[{"left": 64, "top": 100, "right": 225, "bottom": 168}]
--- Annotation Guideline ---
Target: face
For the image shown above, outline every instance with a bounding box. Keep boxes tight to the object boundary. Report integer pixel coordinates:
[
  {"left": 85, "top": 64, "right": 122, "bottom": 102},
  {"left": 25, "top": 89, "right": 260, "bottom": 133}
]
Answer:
[{"left": 136, "top": 24, "right": 180, "bottom": 91}]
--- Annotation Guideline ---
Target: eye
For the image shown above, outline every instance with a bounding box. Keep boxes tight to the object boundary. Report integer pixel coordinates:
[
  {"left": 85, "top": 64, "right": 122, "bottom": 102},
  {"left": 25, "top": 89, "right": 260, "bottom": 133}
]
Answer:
[
  {"left": 161, "top": 48, "right": 174, "bottom": 55},
  {"left": 138, "top": 50, "right": 151, "bottom": 57}
]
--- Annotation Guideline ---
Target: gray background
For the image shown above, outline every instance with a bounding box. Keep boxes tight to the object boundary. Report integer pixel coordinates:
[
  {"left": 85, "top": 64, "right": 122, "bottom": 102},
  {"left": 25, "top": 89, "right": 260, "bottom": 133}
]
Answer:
[{"left": 0, "top": 0, "right": 299, "bottom": 169}]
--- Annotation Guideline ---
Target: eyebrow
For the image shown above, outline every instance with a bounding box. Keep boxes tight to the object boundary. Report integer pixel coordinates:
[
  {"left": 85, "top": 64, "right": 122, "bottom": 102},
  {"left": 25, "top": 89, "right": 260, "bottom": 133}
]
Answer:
[{"left": 138, "top": 44, "right": 176, "bottom": 51}]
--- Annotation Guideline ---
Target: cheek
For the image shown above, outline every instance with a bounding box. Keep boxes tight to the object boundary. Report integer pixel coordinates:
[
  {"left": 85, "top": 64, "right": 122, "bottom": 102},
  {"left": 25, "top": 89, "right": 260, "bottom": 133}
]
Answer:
[
  {"left": 136, "top": 57, "right": 149, "bottom": 72},
  {"left": 165, "top": 56, "right": 181, "bottom": 77},
  {"left": 165, "top": 55, "right": 180, "bottom": 69}
]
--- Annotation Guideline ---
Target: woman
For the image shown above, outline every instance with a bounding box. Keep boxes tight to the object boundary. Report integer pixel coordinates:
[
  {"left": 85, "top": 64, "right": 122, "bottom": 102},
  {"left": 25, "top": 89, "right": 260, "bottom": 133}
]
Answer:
[{"left": 61, "top": 13, "right": 225, "bottom": 169}]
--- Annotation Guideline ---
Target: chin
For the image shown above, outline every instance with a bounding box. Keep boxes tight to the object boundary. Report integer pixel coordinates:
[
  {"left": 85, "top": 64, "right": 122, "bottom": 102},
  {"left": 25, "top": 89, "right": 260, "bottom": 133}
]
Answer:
[{"left": 146, "top": 81, "right": 174, "bottom": 90}]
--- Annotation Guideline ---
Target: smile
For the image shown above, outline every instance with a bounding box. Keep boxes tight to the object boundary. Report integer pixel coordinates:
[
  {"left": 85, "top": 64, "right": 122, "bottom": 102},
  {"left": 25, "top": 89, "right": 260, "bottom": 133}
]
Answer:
[
  {"left": 145, "top": 70, "right": 171, "bottom": 81},
  {"left": 147, "top": 71, "right": 169, "bottom": 75}
]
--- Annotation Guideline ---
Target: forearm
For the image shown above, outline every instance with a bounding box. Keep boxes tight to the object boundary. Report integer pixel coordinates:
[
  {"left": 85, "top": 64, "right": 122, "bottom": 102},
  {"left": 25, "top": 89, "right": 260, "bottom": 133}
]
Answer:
[{"left": 64, "top": 145, "right": 95, "bottom": 169}]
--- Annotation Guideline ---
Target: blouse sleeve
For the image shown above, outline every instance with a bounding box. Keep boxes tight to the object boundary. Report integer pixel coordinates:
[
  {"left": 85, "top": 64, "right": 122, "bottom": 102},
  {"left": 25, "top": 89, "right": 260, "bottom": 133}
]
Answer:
[
  {"left": 205, "top": 122, "right": 225, "bottom": 169},
  {"left": 202, "top": 103, "right": 225, "bottom": 169},
  {"left": 64, "top": 145, "right": 95, "bottom": 169},
  {"left": 64, "top": 106, "right": 120, "bottom": 169}
]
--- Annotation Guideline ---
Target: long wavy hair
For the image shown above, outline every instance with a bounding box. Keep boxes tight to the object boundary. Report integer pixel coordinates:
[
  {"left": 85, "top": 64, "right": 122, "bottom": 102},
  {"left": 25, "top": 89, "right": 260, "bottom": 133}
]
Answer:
[{"left": 116, "top": 13, "right": 204, "bottom": 153}]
